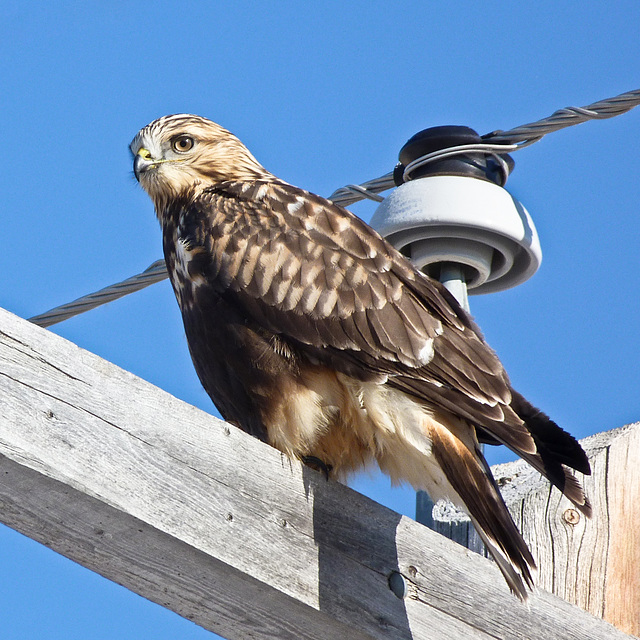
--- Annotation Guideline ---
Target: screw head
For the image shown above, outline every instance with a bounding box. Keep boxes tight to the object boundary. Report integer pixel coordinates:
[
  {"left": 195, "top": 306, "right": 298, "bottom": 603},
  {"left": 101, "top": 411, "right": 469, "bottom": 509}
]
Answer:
[{"left": 388, "top": 571, "right": 408, "bottom": 599}]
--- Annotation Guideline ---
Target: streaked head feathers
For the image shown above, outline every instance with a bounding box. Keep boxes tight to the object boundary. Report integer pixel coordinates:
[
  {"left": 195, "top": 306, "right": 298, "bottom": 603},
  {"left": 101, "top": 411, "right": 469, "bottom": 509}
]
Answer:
[{"left": 130, "top": 114, "right": 272, "bottom": 210}]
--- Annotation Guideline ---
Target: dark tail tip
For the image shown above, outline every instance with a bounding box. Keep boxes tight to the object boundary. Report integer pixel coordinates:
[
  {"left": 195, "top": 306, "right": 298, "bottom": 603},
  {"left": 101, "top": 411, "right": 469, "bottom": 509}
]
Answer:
[{"left": 510, "top": 389, "right": 590, "bottom": 475}]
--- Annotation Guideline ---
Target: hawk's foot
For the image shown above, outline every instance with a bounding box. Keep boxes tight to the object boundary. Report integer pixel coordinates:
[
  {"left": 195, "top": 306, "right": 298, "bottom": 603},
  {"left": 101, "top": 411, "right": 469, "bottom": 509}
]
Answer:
[{"left": 302, "top": 456, "right": 333, "bottom": 480}]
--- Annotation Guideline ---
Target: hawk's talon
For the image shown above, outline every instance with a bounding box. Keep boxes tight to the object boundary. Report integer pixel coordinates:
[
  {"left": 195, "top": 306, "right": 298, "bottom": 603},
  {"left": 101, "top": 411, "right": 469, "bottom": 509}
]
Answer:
[{"left": 302, "top": 456, "right": 333, "bottom": 480}]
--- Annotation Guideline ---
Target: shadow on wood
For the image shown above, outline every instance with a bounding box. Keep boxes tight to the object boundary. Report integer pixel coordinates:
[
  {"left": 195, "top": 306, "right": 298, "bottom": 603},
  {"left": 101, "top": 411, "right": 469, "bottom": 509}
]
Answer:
[{"left": 305, "top": 470, "right": 412, "bottom": 636}]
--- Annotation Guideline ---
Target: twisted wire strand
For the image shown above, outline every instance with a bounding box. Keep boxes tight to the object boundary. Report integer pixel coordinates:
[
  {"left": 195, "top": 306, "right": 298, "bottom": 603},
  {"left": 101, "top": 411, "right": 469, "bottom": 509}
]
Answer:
[
  {"left": 483, "top": 88, "right": 640, "bottom": 146},
  {"left": 29, "top": 88, "right": 640, "bottom": 328},
  {"left": 28, "top": 260, "right": 168, "bottom": 328}
]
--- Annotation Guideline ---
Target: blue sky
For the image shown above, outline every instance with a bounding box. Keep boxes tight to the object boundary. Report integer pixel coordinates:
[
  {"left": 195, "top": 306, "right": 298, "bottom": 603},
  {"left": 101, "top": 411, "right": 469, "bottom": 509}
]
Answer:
[{"left": 1, "top": 3, "right": 639, "bottom": 638}]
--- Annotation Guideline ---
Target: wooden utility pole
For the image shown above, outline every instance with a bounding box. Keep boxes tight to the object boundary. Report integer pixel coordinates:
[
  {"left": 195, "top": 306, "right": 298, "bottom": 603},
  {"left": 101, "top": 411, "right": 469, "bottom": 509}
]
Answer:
[
  {"left": 0, "top": 306, "right": 634, "bottom": 640},
  {"left": 424, "top": 424, "right": 640, "bottom": 637}
]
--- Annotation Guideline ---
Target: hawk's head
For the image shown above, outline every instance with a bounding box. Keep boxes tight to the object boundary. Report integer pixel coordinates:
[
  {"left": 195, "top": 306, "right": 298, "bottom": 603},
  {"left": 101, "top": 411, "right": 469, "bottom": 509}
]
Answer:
[{"left": 130, "top": 114, "right": 272, "bottom": 211}]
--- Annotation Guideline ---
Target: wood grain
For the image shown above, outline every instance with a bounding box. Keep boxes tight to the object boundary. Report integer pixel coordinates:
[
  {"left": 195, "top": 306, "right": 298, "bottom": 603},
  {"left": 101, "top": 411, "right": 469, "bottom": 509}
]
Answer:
[
  {"left": 604, "top": 425, "right": 640, "bottom": 636},
  {"left": 0, "top": 306, "right": 633, "bottom": 640}
]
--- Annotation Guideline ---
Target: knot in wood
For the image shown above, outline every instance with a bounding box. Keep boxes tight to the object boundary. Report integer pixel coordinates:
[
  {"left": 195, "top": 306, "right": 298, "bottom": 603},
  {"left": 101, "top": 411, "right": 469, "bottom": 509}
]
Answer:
[{"left": 563, "top": 508, "right": 580, "bottom": 526}]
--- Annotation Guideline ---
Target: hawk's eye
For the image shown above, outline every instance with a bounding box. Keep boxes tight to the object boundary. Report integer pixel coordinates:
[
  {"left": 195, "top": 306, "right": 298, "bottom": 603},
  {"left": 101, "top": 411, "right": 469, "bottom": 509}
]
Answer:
[{"left": 172, "top": 135, "right": 195, "bottom": 153}]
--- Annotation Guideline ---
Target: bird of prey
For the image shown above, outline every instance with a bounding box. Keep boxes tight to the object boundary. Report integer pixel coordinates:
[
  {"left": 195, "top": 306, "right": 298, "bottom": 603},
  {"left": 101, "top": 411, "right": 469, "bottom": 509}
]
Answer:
[{"left": 131, "top": 114, "right": 591, "bottom": 600}]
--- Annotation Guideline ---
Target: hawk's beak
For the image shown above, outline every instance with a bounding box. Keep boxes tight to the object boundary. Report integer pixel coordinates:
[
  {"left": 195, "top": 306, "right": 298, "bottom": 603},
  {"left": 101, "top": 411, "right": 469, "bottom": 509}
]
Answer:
[{"left": 133, "top": 148, "right": 155, "bottom": 181}]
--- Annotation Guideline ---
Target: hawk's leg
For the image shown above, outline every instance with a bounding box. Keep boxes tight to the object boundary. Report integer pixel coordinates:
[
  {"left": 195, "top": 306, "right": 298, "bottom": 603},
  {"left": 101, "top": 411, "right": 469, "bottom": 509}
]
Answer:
[{"left": 302, "top": 456, "right": 333, "bottom": 480}]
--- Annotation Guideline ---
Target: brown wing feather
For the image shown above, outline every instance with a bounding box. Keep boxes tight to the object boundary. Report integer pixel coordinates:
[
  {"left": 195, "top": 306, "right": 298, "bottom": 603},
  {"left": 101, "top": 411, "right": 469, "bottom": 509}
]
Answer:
[
  {"left": 173, "top": 179, "right": 590, "bottom": 510},
  {"left": 179, "top": 181, "right": 493, "bottom": 383},
  {"left": 183, "top": 181, "right": 476, "bottom": 363}
]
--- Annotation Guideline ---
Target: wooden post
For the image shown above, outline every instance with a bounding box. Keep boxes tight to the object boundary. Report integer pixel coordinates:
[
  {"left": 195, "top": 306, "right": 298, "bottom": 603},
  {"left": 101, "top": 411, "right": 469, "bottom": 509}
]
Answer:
[
  {"left": 0, "top": 305, "right": 634, "bottom": 640},
  {"left": 601, "top": 425, "right": 640, "bottom": 636},
  {"left": 425, "top": 425, "right": 640, "bottom": 637}
]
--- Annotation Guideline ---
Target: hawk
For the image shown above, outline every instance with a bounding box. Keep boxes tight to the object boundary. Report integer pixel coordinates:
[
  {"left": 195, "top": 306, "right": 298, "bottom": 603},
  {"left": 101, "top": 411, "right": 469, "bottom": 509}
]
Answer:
[{"left": 131, "top": 114, "right": 591, "bottom": 599}]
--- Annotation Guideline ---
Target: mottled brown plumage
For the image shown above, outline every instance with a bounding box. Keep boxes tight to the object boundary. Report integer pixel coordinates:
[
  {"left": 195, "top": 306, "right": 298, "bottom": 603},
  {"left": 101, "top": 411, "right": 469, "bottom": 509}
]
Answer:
[{"left": 131, "top": 114, "right": 591, "bottom": 600}]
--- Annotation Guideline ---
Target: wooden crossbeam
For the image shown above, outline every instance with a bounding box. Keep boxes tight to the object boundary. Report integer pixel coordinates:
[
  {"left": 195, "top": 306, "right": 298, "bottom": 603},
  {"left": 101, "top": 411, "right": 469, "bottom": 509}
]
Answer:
[{"left": 0, "top": 306, "right": 632, "bottom": 640}]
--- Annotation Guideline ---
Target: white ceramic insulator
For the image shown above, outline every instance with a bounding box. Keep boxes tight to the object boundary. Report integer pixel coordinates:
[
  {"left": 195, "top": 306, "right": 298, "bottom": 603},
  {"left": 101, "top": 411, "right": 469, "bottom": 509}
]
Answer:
[{"left": 369, "top": 175, "right": 542, "bottom": 294}]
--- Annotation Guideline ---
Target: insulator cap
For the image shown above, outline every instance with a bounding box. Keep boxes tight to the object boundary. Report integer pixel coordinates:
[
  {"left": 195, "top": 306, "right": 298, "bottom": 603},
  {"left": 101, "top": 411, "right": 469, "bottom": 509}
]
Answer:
[
  {"left": 372, "top": 126, "right": 540, "bottom": 295},
  {"left": 371, "top": 175, "right": 542, "bottom": 295},
  {"left": 393, "top": 125, "right": 515, "bottom": 186}
]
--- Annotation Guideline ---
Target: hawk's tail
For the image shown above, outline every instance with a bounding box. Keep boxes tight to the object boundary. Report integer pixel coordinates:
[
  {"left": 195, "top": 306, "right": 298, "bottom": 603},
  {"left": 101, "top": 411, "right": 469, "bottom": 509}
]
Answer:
[
  {"left": 426, "top": 415, "right": 536, "bottom": 600},
  {"left": 510, "top": 389, "right": 592, "bottom": 517}
]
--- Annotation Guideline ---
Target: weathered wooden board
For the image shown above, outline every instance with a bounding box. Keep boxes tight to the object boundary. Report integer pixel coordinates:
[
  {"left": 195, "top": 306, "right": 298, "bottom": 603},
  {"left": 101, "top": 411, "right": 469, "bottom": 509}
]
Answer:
[
  {"left": 603, "top": 425, "right": 640, "bottom": 636},
  {"left": 0, "top": 306, "right": 633, "bottom": 640}
]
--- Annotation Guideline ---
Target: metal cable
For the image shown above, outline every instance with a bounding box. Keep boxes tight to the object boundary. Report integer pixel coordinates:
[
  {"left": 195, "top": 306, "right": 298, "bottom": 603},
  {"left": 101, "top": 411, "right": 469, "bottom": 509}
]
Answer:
[
  {"left": 327, "top": 172, "right": 395, "bottom": 206},
  {"left": 483, "top": 88, "right": 640, "bottom": 146},
  {"left": 28, "top": 260, "right": 168, "bottom": 328},
  {"left": 401, "top": 142, "right": 519, "bottom": 185},
  {"left": 28, "top": 88, "right": 640, "bottom": 328}
]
